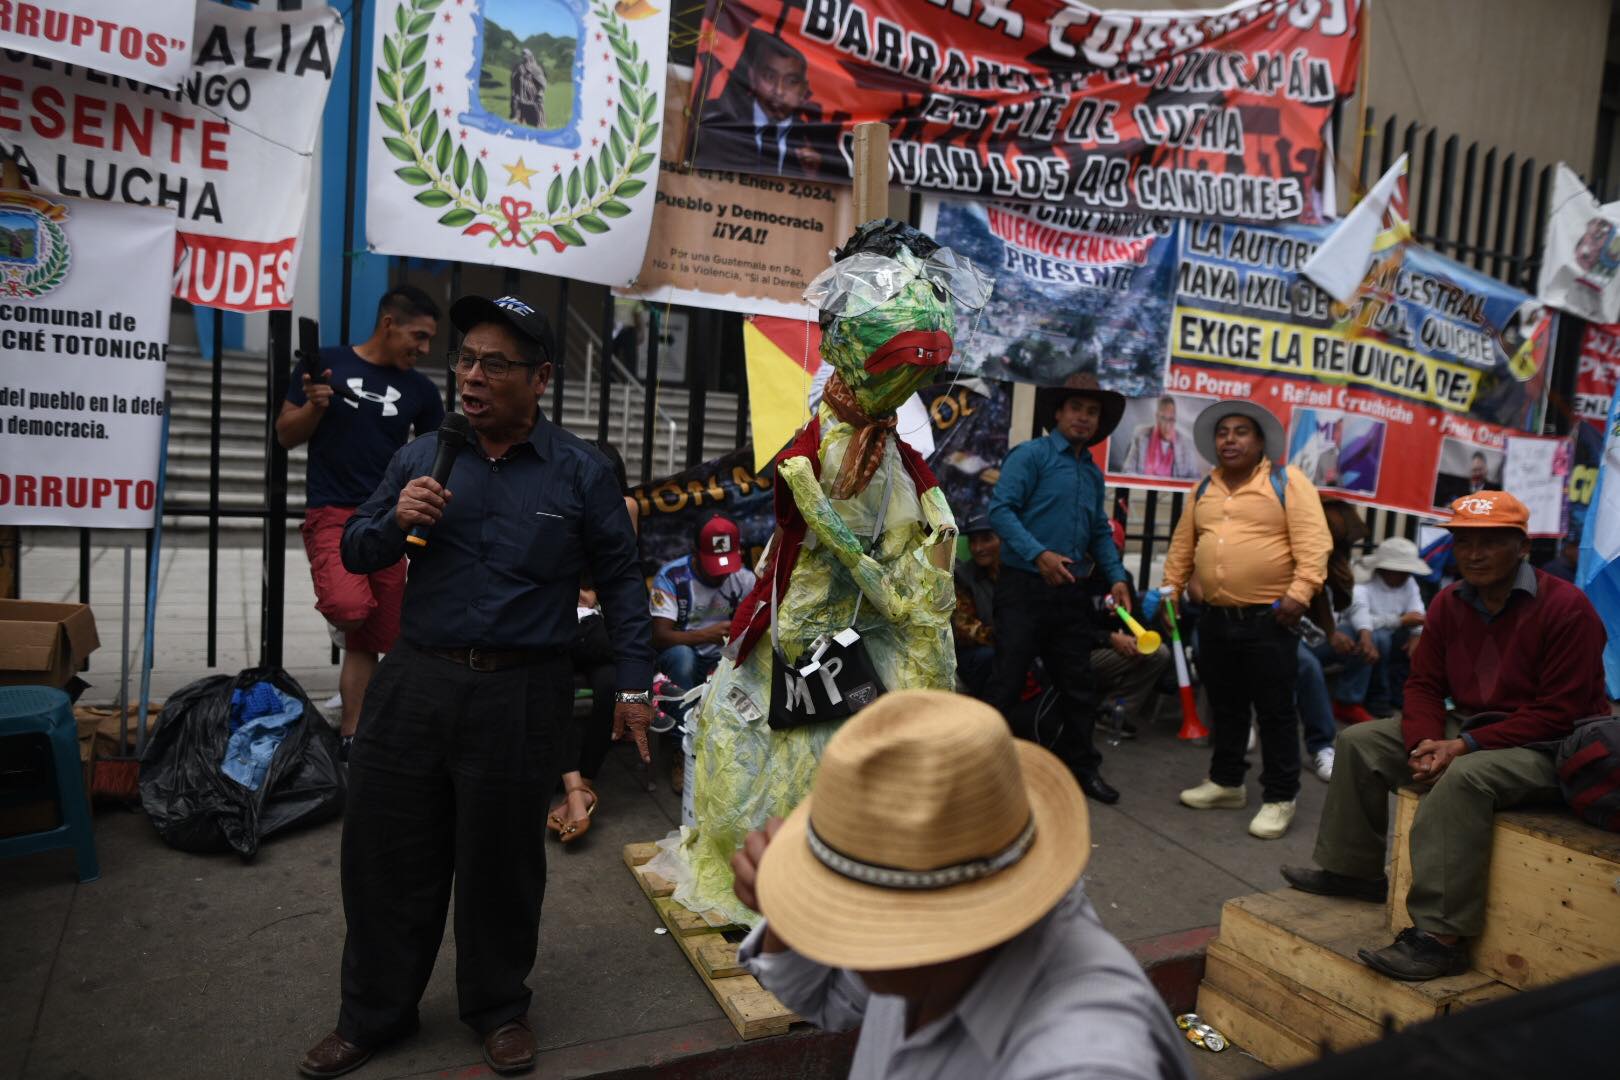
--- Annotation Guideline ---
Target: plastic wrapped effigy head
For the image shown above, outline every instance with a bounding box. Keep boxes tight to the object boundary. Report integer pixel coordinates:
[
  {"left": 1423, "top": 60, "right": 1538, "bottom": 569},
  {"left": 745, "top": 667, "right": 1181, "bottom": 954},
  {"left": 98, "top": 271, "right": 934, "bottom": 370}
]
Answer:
[{"left": 807, "top": 219, "right": 990, "bottom": 418}]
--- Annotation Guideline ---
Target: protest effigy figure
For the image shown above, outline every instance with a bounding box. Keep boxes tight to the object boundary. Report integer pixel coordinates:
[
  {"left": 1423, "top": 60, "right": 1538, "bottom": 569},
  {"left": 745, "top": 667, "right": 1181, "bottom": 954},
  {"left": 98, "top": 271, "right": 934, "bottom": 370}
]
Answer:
[{"left": 646, "top": 219, "right": 991, "bottom": 925}]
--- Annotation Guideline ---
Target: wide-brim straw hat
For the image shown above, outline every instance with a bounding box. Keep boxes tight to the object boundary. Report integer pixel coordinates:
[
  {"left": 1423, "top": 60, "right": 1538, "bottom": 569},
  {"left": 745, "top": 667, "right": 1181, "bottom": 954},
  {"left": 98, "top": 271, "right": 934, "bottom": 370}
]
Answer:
[
  {"left": 1193, "top": 399, "right": 1285, "bottom": 463},
  {"left": 1363, "top": 536, "right": 1433, "bottom": 576},
  {"left": 1034, "top": 373, "right": 1125, "bottom": 447},
  {"left": 754, "top": 690, "right": 1089, "bottom": 971}
]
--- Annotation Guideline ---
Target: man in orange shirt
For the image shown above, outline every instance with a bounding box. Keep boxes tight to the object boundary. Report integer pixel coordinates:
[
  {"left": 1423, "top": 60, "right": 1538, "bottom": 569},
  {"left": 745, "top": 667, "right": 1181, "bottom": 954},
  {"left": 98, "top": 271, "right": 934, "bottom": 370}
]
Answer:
[{"left": 1161, "top": 401, "right": 1331, "bottom": 840}]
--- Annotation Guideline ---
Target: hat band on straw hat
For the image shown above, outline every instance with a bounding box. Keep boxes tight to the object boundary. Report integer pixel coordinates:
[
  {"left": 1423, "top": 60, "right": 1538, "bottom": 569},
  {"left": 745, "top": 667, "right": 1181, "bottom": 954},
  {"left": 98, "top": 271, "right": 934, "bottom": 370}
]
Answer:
[{"left": 805, "top": 816, "right": 1038, "bottom": 891}]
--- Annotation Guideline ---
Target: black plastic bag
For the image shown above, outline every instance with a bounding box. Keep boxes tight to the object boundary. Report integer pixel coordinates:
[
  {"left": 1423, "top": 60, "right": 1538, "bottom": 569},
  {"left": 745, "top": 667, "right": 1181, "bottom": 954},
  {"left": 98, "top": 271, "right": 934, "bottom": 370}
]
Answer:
[{"left": 138, "top": 666, "right": 345, "bottom": 859}]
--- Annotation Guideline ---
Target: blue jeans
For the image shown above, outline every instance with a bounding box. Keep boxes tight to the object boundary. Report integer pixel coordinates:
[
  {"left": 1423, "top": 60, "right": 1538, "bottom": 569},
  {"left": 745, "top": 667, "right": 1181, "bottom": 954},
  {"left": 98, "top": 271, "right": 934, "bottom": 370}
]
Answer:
[
  {"left": 1335, "top": 628, "right": 1409, "bottom": 713},
  {"left": 1296, "top": 641, "right": 1337, "bottom": 755}
]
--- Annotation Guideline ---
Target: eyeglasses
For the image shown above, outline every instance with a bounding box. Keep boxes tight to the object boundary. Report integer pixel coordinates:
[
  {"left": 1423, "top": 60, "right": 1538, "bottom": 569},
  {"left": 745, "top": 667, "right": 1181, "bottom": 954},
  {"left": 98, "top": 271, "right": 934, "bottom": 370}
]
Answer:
[
  {"left": 802, "top": 246, "right": 993, "bottom": 319},
  {"left": 449, "top": 350, "right": 536, "bottom": 380}
]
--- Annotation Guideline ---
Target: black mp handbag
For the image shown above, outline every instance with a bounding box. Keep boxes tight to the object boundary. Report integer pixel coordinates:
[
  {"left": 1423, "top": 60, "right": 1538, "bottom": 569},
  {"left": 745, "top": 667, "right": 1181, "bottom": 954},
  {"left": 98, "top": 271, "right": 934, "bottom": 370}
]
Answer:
[{"left": 766, "top": 462, "right": 892, "bottom": 730}]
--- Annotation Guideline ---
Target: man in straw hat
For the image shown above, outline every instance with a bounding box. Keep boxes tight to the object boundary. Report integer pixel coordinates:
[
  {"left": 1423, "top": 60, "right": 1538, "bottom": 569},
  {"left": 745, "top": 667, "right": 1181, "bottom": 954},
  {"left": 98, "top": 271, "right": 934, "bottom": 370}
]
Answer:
[
  {"left": 1162, "top": 399, "right": 1331, "bottom": 840},
  {"left": 985, "top": 374, "right": 1133, "bottom": 804},
  {"left": 730, "top": 689, "right": 1193, "bottom": 1078},
  {"left": 1283, "top": 491, "right": 1607, "bottom": 981}
]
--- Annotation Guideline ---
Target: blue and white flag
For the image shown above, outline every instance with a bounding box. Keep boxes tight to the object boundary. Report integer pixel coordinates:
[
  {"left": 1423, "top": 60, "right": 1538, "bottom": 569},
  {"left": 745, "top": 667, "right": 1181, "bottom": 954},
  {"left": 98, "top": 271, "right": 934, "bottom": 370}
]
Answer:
[{"left": 1578, "top": 389, "right": 1620, "bottom": 696}]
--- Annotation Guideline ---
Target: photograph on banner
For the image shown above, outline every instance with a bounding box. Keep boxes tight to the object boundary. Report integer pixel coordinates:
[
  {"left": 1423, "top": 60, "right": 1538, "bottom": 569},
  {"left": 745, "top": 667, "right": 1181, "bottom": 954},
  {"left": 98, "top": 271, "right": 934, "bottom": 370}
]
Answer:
[
  {"left": 1105, "top": 391, "right": 1214, "bottom": 481},
  {"left": 0, "top": 190, "right": 175, "bottom": 528},
  {"left": 1430, "top": 432, "right": 1504, "bottom": 509},
  {"left": 0, "top": 1, "right": 196, "bottom": 89},
  {"left": 921, "top": 197, "right": 1174, "bottom": 393},
  {"left": 617, "top": 71, "right": 853, "bottom": 319},
  {"left": 1502, "top": 433, "right": 1572, "bottom": 538},
  {"left": 364, "top": 0, "right": 669, "bottom": 286},
  {"left": 0, "top": 2, "right": 342, "bottom": 312},
  {"left": 1286, "top": 406, "right": 1385, "bottom": 494},
  {"left": 688, "top": 0, "right": 1360, "bottom": 221},
  {"left": 1577, "top": 321, "right": 1620, "bottom": 429}
]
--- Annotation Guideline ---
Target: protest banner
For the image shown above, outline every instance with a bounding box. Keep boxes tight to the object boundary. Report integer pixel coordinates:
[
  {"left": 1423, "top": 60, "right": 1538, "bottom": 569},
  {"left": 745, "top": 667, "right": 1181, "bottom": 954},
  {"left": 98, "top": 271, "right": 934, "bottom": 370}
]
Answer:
[
  {"left": 618, "top": 72, "right": 852, "bottom": 319},
  {"left": 0, "top": 1, "right": 195, "bottom": 89},
  {"left": 1503, "top": 434, "right": 1572, "bottom": 539},
  {"left": 1105, "top": 219, "right": 1555, "bottom": 517},
  {"left": 1538, "top": 163, "right": 1620, "bottom": 325},
  {"left": 632, "top": 444, "right": 775, "bottom": 579},
  {"left": 688, "top": 0, "right": 1360, "bottom": 221},
  {"left": 922, "top": 197, "right": 1175, "bottom": 392},
  {"left": 916, "top": 378, "right": 1011, "bottom": 525},
  {"left": 0, "top": 189, "right": 175, "bottom": 528},
  {"left": 1577, "top": 321, "right": 1620, "bottom": 431},
  {"left": 364, "top": 0, "right": 669, "bottom": 287},
  {"left": 0, "top": 2, "right": 342, "bottom": 312}
]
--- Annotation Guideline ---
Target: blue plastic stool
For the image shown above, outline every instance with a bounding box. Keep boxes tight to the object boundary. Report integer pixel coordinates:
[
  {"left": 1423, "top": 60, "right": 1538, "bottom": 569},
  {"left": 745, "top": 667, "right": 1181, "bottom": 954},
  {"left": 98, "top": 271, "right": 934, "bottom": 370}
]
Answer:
[{"left": 0, "top": 686, "right": 100, "bottom": 883}]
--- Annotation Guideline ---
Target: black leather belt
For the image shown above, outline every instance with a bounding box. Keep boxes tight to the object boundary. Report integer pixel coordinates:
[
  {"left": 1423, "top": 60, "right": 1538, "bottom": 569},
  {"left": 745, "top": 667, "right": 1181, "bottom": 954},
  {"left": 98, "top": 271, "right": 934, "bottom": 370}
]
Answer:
[
  {"left": 423, "top": 646, "right": 561, "bottom": 672},
  {"left": 1205, "top": 604, "right": 1276, "bottom": 621}
]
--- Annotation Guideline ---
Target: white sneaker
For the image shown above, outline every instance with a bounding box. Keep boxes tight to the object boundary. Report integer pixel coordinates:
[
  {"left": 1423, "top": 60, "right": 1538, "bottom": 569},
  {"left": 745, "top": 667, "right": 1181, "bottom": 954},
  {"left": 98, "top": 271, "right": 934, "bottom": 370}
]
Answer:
[
  {"left": 1313, "top": 747, "right": 1335, "bottom": 783},
  {"left": 1249, "top": 800, "right": 1297, "bottom": 839},
  {"left": 1246, "top": 722, "right": 1258, "bottom": 754},
  {"left": 1179, "top": 779, "right": 1248, "bottom": 810}
]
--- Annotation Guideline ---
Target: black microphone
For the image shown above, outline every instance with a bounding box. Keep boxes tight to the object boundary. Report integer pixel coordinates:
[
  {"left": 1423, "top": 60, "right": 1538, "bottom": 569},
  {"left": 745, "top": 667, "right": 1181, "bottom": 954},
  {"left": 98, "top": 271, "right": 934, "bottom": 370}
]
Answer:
[{"left": 405, "top": 413, "right": 472, "bottom": 549}]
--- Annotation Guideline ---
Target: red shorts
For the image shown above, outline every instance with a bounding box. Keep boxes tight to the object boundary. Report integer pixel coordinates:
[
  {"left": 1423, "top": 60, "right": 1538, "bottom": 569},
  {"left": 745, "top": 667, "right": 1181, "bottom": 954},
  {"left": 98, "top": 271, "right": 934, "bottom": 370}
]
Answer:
[{"left": 301, "top": 505, "right": 405, "bottom": 654}]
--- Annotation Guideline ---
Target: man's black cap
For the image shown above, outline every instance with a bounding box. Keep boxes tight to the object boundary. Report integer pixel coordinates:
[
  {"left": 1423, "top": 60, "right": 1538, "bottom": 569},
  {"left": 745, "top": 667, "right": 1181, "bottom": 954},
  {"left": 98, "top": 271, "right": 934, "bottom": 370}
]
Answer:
[{"left": 449, "top": 294, "right": 556, "bottom": 365}]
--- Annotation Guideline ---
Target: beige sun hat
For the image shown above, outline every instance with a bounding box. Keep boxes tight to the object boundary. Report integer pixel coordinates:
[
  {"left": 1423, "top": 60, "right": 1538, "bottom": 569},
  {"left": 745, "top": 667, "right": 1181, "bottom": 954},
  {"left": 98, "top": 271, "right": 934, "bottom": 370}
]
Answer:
[
  {"left": 753, "top": 690, "right": 1089, "bottom": 972},
  {"left": 1363, "top": 536, "right": 1433, "bottom": 576}
]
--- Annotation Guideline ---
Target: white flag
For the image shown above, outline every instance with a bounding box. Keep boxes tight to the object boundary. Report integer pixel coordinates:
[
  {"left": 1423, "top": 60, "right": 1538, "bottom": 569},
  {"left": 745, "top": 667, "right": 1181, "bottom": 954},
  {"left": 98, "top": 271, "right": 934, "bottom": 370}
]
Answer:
[
  {"left": 1537, "top": 163, "right": 1620, "bottom": 324},
  {"left": 1302, "top": 154, "right": 1411, "bottom": 305}
]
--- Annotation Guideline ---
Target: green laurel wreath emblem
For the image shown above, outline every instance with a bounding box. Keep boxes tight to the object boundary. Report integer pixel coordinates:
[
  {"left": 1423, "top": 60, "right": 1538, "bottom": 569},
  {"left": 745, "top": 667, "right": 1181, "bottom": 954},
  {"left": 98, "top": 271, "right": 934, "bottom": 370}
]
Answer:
[
  {"left": 3, "top": 215, "right": 69, "bottom": 298},
  {"left": 375, "top": 0, "right": 659, "bottom": 251}
]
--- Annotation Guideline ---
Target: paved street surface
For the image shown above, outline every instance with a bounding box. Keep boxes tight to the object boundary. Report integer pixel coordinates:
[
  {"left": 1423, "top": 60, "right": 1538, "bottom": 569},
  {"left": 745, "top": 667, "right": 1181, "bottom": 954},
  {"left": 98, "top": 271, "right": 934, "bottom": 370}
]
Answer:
[{"left": 3, "top": 536, "right": 1305, "bottom": 1078}]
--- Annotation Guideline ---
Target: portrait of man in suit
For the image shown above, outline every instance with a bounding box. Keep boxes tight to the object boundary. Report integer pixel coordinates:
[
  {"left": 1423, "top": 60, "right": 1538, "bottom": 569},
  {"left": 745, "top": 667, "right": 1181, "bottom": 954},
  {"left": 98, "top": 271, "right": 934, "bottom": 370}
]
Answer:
[{"left": 699, "top": 29, "right": 829, "bottom": 177}]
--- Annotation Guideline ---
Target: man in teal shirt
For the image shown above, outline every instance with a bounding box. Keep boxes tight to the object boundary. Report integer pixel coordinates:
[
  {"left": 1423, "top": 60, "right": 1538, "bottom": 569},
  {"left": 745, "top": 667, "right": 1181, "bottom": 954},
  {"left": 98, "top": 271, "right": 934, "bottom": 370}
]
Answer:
[{"left": 987, "top": 376, "right": 1131, "bottom": 803}]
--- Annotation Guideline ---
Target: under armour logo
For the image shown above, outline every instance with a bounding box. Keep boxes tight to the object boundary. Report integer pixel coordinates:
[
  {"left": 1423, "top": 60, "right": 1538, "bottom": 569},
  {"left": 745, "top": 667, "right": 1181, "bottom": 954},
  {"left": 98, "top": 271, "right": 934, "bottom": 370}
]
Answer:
[
  {"left": 1456, "top": 496, "right": 1495, "bottom": 516},
  {"left": 345, "top": 378, "right": 402, "bottom": 416},
  {"left": 494, "top": 296, "right": 534, "bottom": 315}
]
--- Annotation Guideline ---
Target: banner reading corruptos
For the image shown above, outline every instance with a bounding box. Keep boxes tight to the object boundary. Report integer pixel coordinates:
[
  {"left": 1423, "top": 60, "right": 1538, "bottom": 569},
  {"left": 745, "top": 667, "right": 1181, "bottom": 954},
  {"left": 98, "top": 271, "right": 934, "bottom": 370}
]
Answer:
[
  {"left": 0, "top": 3, "right": 343, "bottom": 312},
  {"left": 922, "top": 197, "right": 1176, "bottom": 393},
  {"left": 689, "top": 0, "right": 1360, "bottom": 222},
  {"left": 0, "top": 0, "right": 196, "bottom": 89},
  {"left": 1105, "top": 219, "right": 1556, "bottom": 517},
  {"left": 365, "top": 0, "right": 669, "bottom": 286},
  {"left": 0, "top": 190, "right": 175, "bottom": 528},
  {"left": 618, "top": 72, "right": 853, "bottom": 319}
]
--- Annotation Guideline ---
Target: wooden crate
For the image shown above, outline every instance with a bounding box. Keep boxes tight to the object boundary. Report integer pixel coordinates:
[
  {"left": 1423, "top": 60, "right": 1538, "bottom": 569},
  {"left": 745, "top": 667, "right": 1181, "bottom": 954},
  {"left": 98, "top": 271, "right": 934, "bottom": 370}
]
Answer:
[
  {"left": 623, "top": 842, "right": 800, "bottom": 1041},
  {"left": 1387, "top": 788, "right": 1620, "bottom": 992},
  {"left": 1217, "top": 891, "right": 1511, "bottom": 1028}
]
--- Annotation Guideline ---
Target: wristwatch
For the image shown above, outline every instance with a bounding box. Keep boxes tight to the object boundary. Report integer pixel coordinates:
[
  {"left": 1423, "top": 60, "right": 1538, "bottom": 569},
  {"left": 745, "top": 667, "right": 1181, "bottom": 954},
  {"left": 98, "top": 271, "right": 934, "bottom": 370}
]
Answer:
[{"left": 614, "top": 690, "right": 652, "bottom": 706}]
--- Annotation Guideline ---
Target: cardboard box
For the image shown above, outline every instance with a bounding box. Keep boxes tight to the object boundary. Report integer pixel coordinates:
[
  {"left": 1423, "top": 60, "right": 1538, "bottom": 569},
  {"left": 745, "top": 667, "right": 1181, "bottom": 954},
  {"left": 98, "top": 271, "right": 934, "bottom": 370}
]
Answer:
[{"left": 0, "top": 600, "right": 100, "bottom": 689}]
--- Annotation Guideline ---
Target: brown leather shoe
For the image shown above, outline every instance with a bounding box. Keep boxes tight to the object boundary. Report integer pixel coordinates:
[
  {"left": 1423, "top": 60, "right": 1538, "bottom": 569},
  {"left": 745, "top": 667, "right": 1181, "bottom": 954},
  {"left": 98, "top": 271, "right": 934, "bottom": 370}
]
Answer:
[
  {"left": 482, "top": 1019, "right": 536, "bottom": 1074},
  {"left": 297, "top": 1031, "right": 372, "bottom": 1078}
]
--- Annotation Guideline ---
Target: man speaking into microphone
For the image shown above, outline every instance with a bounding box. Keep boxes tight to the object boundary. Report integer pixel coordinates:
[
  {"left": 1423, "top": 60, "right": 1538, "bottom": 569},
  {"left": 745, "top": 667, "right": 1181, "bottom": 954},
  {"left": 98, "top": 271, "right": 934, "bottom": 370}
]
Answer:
[{"left": 298, "top": 295, "right": 654, "bottom": 1078}]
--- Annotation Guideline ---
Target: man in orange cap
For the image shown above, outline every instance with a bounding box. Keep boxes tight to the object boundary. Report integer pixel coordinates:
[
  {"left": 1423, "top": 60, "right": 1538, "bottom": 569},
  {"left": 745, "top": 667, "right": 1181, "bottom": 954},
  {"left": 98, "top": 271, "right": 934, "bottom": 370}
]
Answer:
[{"left": 1282, "top": 491, "right": 1608, "bottom": 981}]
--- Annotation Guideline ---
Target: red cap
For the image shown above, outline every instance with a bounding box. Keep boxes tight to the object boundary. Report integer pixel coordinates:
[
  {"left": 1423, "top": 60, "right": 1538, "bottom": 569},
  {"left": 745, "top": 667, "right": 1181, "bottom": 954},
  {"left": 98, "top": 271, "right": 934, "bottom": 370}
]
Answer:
[
  {"left": 698, "top": 517, "right": 743, "bottom": 577},
  {"left": 1444, "top": 491, "right": 1529, "bottom": 534}
]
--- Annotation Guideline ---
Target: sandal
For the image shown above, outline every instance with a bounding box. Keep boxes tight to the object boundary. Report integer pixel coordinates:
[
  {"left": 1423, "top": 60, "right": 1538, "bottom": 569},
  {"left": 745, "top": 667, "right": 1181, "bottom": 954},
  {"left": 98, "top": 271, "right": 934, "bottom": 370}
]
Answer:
[{"left": 558, "top": 780, "right": 598, "bottom": 845}]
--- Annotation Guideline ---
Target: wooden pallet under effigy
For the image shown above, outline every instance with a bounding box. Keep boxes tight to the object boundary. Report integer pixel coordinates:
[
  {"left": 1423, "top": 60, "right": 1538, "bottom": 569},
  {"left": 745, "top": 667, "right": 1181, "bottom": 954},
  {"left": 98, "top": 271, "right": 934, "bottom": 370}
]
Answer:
[{"left": 622, "top": 842, "right": 802, "bottom": 1041}]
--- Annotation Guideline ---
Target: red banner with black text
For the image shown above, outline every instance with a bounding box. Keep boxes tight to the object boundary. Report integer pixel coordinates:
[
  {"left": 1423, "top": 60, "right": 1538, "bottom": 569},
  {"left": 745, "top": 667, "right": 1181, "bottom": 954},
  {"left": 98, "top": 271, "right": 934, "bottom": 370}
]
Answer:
[{"left": 689, "top": 0, "right": 1361, "bottom": 222}]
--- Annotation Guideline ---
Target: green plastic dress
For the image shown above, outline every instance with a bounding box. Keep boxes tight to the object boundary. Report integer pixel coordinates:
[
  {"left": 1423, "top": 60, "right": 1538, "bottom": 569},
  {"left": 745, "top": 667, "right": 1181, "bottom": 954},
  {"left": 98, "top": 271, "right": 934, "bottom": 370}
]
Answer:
[{"left": 648, "top": 248, "right": 961, "bottom": 927}]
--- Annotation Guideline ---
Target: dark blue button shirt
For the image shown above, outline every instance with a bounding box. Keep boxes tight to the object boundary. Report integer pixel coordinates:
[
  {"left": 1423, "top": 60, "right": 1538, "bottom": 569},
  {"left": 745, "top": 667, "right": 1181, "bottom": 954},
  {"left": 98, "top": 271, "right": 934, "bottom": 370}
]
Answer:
[
  {"left": 988, "top": 430, "right": 1126, "bottom": 584},
  {"left": 342, "top": 415, "right": 654, "bottom": 689}
]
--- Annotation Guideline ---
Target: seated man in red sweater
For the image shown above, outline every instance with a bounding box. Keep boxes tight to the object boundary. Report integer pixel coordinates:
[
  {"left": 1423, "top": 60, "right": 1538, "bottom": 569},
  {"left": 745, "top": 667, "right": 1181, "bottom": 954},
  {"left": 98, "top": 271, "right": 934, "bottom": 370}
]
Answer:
[{"left": 1281, "top": 491, "right": 1608, "bottom": 981}]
